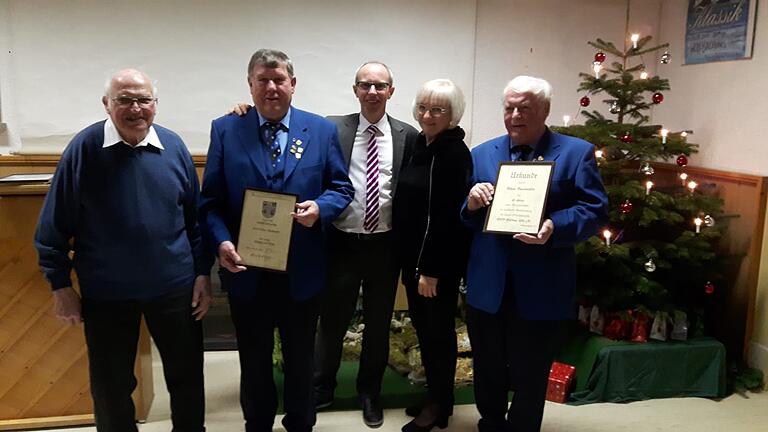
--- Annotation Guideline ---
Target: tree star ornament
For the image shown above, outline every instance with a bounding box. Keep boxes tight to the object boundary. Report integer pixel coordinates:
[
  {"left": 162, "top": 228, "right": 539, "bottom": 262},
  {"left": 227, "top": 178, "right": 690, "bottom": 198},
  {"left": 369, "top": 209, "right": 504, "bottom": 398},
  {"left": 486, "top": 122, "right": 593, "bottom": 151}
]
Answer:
[{"left": 609, "top": 100, "right": 620, "bottom": 114}]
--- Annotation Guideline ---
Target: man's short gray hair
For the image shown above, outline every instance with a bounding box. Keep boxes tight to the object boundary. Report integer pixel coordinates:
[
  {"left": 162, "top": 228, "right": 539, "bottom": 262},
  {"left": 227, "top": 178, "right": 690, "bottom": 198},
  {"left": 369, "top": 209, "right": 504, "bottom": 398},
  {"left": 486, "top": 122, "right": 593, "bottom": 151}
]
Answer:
[
  {"left": 502, "top": 75, "right": 552, "bottom": 104},
  {"left": 412, "top": 78, "right": 466, "bottom": 128},
  {"left": 248, "top": 49, "right": 294, "bottom": 77},
  {"left": 354, "top": 61, "right": 394, "bottom": 85}
]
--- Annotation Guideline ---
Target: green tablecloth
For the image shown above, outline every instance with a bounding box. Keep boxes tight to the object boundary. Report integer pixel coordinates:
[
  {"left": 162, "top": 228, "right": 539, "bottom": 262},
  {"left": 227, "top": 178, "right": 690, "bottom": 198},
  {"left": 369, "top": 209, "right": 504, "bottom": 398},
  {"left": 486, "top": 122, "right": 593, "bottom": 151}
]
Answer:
[{"left": 568, "top": 336, "right": 726, "bottom": 404}]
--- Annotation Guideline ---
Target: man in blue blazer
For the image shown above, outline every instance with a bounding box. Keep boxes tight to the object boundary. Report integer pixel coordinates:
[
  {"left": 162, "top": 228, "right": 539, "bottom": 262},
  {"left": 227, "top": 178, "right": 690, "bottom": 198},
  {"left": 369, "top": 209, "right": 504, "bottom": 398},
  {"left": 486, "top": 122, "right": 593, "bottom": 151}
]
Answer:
[
  {"left": 199, "top": 49, "right": 353, "bottom": 432},
  {"left": 461, "top": 76, "right": 608, "bottom": 432}
]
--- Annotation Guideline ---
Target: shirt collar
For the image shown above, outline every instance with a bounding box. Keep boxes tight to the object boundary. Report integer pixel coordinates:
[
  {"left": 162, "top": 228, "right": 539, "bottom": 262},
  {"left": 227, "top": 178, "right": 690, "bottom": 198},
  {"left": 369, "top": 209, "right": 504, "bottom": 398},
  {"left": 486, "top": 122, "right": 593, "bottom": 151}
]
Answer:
[
  {"left": 102, "top": 118, "right": 163, "bottom": 150},
  {"left": 509, "top": 126, "right": 550, "bottom": 153},
  {"left": 258, "top": 107, "right": 292, "bottom": 131},
  {"left": 358, "top": 113, "right": 389, "bottom": 135}
]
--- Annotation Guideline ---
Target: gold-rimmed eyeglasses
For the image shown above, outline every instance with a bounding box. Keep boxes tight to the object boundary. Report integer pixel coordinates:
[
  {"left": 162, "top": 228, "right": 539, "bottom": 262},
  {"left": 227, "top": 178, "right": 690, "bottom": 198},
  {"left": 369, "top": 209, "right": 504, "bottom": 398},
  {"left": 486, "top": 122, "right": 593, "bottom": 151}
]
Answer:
[{"left": 416, "top": 104, "right": 449, "bottom": 117}]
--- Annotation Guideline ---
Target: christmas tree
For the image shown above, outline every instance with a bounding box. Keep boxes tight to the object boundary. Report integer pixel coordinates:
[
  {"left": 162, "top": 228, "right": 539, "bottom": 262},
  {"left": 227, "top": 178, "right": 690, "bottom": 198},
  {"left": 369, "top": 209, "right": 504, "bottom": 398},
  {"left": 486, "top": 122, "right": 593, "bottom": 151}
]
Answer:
[{"left": 551, "top": 31, "right": 725, "bottom": 341}]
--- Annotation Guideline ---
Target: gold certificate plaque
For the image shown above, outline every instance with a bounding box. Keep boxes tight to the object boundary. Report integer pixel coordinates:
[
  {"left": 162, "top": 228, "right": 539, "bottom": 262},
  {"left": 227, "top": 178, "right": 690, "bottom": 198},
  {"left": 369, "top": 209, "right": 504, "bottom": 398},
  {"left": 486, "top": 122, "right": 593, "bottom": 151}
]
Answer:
[
  {"left": 483, "top": 161, "right": 554, "bottom": 234},
  {"left": 237, "top": 188, "right": 297, "bottom": 272}
]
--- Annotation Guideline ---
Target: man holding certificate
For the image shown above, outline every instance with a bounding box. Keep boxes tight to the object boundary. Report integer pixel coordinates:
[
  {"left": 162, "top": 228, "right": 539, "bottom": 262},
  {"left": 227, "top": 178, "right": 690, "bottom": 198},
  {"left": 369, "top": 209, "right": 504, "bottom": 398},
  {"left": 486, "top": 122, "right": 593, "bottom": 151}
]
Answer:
[
  {"left": 199, "top": 49, "right": 353, "bottom": 432},
  {"left": 461, "top": 75, "right": 608, "bottom": 432}
]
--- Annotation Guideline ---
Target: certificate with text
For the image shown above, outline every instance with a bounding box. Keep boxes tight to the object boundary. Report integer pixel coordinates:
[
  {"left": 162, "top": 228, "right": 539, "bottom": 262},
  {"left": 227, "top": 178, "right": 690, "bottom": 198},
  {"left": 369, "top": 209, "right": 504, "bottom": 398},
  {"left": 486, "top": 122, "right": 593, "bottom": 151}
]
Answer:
[
  {"left": 237, "top": 188, "right": 297, "bottom": 272},
  {"left": 483, "top": 162, "right": 554, "bottom": 235}
]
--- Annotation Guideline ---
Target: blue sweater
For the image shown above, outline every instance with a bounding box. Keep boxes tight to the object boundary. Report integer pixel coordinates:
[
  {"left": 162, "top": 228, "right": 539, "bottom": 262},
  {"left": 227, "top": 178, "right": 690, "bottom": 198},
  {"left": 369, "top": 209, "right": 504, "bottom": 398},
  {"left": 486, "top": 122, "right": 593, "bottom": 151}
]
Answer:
[{"left": 34, "top": 121, "right": 212, "bottom": 300}]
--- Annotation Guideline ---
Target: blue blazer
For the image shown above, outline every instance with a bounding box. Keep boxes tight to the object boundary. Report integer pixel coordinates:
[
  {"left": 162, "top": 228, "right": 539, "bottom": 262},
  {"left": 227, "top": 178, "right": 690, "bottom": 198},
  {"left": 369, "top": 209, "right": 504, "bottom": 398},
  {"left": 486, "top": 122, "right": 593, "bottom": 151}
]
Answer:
[
  {"left": 199, "top": 107, "right": 354, "bottom": 301},
  {"left": 461, "top": 129, "right": 608, "bottom": 319}
]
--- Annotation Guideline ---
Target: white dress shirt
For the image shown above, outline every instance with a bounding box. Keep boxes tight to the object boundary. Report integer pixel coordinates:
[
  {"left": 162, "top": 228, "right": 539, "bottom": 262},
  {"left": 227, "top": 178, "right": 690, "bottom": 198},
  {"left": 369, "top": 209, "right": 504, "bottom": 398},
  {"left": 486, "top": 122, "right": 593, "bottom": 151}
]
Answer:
[{"left": 333, "top": 114, "right": 394, "bottom": 233}]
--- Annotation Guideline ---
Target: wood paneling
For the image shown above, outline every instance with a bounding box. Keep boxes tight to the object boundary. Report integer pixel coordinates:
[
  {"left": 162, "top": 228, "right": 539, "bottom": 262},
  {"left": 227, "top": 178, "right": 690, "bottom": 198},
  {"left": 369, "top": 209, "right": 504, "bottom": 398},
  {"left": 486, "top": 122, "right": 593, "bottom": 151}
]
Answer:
[
  {"left": 0, "top": 169, "right": 154, "bottom": 430},
  {"left": 653, "top": 163, "right": 768, "bottom": 358}
]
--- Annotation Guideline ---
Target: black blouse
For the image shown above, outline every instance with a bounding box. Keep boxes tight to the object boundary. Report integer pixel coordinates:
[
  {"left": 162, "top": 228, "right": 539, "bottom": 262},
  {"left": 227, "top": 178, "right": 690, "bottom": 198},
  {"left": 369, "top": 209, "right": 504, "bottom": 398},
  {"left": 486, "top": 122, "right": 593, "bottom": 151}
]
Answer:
[{"left": 394, "top": 126, "right": 473, "bottom": 284}]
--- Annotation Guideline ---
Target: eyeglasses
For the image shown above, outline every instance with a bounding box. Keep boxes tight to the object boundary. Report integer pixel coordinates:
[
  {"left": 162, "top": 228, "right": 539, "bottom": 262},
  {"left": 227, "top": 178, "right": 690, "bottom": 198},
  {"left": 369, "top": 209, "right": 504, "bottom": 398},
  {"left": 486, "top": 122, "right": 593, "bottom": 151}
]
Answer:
[
  {"left": 356, "top": 81, "right": 390, "bottom": 91},
  {"left": 416, "top": 105, "right": 449, "bottom": 117},
  {"left": 111, "top": 96, "right": 157, "bottom": 107}
]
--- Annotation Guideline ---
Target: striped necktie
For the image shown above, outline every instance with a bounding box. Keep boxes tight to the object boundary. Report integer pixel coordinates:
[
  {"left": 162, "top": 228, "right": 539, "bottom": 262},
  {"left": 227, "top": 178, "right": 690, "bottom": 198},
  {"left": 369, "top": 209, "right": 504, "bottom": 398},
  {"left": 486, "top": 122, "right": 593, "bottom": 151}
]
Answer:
[{"left": 363, "top": 124, "right": 381, "bottom": 232}]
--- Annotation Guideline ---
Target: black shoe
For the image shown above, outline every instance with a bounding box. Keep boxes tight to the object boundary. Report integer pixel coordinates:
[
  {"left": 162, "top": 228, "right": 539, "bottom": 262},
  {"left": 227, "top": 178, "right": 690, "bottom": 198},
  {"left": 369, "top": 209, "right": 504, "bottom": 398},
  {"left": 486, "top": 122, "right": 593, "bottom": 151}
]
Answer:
[
  {"left": 405, "top": 402, "right": 453, "bottom": 418},
  {"left": 361, "top": 396, "right": 383, "bottom": 428},
  {"left": 315, "top": 391, "right": 333, "bottom": 410},
  {"left": 401, "top": 415, "right": 449, "bottom": 432},
  {"left": 405, "top": 402, "right": 422, "bottom": 417}
]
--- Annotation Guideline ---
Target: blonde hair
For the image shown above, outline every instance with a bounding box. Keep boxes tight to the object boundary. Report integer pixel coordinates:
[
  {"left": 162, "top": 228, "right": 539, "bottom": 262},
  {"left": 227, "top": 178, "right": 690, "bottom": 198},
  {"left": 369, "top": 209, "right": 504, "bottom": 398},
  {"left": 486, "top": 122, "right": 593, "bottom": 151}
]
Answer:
[{"left": 412, "top": 78, "right": 465, "bottom": 128}]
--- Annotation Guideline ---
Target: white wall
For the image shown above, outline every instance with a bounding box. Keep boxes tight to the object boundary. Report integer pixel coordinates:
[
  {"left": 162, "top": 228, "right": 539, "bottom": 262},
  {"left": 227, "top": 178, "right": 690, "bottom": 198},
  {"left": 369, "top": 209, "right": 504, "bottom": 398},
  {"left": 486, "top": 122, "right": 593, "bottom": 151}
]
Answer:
[
  {"left": 655, "top": 0, "right": 768, "bottom": 176},
  {"left": 0, "top": 0, "right": 671, "bottom": 155},
  {"left": 472, "top": 0, "right": 663, "bottom": 144},
  {"left": 0, "top": 0, "right": 476, "bottom": 154}
]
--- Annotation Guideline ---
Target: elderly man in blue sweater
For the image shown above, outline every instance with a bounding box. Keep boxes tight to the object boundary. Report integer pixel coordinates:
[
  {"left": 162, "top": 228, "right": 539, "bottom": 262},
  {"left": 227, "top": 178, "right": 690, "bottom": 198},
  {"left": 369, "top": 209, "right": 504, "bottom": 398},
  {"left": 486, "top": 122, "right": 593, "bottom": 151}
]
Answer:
[{"left": 34, "top": 69, "right": 212, "bottom": 432}]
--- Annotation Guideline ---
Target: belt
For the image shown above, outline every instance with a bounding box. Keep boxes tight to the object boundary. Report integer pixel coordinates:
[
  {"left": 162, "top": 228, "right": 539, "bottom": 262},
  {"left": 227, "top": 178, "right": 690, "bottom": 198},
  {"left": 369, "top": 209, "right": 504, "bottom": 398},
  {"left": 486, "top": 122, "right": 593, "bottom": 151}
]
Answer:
[{"left": 331, "top": 227, "right": 392, "bottom": 241}]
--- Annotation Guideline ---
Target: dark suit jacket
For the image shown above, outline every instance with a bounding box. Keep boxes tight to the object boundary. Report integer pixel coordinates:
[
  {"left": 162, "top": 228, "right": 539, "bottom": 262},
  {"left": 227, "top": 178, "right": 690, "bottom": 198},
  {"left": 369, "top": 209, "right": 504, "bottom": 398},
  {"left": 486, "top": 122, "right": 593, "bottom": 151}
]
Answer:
[
  {"left": 199, "top": 107, "right": 354, "bottom": 301},
  {"left": 326, "top": 113, "right": 419, "bottom": 199},
  {"left": 461, "top": 129, "right": 608, "bottom": 319}
]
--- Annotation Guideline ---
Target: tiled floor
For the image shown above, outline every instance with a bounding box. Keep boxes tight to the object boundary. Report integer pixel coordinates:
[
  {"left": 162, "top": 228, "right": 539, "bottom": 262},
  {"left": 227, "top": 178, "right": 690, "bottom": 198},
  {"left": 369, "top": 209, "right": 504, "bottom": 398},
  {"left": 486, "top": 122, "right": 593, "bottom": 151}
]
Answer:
[{"left": 49, "top": 350, "right": 768, "bottom": 432}]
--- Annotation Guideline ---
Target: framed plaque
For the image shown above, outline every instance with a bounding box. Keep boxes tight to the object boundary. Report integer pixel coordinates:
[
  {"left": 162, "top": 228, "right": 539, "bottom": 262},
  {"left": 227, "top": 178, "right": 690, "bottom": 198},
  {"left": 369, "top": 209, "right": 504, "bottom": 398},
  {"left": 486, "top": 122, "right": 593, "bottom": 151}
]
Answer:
[
  {"left": 237, "top": 188, "right": 298, "bottom": 272},
  {"left": 483, "top": 161, "right": 554, "bottom": 234}
]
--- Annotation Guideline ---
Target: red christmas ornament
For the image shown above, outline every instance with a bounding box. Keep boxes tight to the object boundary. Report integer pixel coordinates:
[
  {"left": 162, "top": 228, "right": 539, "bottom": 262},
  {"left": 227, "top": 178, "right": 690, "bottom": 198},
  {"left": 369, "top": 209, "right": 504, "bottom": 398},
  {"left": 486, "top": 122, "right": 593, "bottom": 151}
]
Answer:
[
  {"left": 652, "top": 92, "right": 664, "bottom": 104},
  {"left": 619, "top": 200, "right": 633, "bottom": 214},
  {"left": 594, "top": 51, "right": 606, "bottom": 64},
  {"left": 676, "top": 154, "right": 688, "bottom": 167},
  {"left": 580, "top": 96, "right": 591, "bottom": 107},
  {"left": 619, "top": 132, "right": 633, "bottom": 143},
  {"left": 705, "top": 281, "right": 715, "bottom": 295}
]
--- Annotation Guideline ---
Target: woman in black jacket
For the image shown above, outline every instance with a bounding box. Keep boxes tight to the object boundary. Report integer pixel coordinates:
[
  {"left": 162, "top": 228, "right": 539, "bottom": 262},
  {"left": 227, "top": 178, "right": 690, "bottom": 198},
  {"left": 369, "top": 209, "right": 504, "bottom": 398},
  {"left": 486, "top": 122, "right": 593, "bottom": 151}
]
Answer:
[{"left": 394, "top": 79, "right": 473, "bottom": 432}]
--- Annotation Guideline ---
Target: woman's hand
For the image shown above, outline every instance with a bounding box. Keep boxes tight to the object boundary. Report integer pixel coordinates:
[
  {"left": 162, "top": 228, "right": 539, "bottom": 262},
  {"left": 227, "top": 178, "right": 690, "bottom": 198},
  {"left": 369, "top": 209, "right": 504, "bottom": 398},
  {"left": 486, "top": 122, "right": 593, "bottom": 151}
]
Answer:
[{"left": 418, "top": 275, "right": 438, "bottom": 298}]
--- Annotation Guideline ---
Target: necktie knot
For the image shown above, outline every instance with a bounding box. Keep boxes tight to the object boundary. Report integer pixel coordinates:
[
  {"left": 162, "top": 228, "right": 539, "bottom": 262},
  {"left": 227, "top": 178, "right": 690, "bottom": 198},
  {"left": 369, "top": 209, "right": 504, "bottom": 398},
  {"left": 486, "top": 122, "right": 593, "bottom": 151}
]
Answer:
[
  {"left": 366, "top": 124, "right": 380, "bottom": 136},
  {"left": 511, "top": 145, "right": 533, "bottom": 161}
]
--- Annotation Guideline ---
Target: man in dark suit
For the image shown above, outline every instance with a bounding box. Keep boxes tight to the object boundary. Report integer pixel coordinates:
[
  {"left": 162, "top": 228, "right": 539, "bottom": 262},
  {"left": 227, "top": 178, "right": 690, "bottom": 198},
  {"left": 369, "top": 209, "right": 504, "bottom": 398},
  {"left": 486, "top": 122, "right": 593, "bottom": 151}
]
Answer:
[
  {"left": 461, "top": 75, "right": 608, "bottom": 432},
  {"left": 198, "top": 49, "right": 353, "bottom": 432},
  {"left": 313, "top": 61, "right": 419, "bottom": 428}
]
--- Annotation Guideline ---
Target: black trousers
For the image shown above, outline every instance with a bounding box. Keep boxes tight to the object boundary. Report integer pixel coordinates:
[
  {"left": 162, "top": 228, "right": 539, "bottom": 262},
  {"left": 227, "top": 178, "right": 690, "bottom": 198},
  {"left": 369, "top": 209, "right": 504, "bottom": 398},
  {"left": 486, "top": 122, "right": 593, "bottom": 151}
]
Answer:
[
  {"left": 314, "top": 228, "right": 399, "bottom": 399},
  {"left": 404, "top": 275, "right": 460, "bottom": 410},
  {"left": 82, "top": 289, "right": 205, "bottom": 432},
  {"left": 466, "top": 285, "right": 564, "bottom": 432},
  {"left": 229, "top": 273, "right": 320, "bottom": 432}
]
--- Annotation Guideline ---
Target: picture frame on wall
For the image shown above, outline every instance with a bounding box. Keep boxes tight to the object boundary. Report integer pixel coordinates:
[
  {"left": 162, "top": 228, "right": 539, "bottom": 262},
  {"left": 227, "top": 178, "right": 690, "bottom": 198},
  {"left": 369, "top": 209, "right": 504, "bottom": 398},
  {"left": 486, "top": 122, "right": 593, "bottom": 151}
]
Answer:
[{"left": 685, "top": 0, "right": 758, "bottom": 64}]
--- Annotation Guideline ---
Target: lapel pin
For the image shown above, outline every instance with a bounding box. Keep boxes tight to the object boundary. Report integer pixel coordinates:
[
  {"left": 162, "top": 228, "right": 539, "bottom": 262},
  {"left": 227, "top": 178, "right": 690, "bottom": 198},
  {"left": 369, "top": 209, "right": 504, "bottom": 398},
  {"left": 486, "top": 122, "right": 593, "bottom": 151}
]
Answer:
[
  {"left": 297, "top": 147, "right": 304, "bottom": 153},
  {"left": 537, "top": 155, "right": 544, "bottom": 161},
  {"left": 295, "top": 153, "right": 302, "bottom": 159},
  {"left": 295, "top": 139, "right": 303, "bottom": 146}
]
